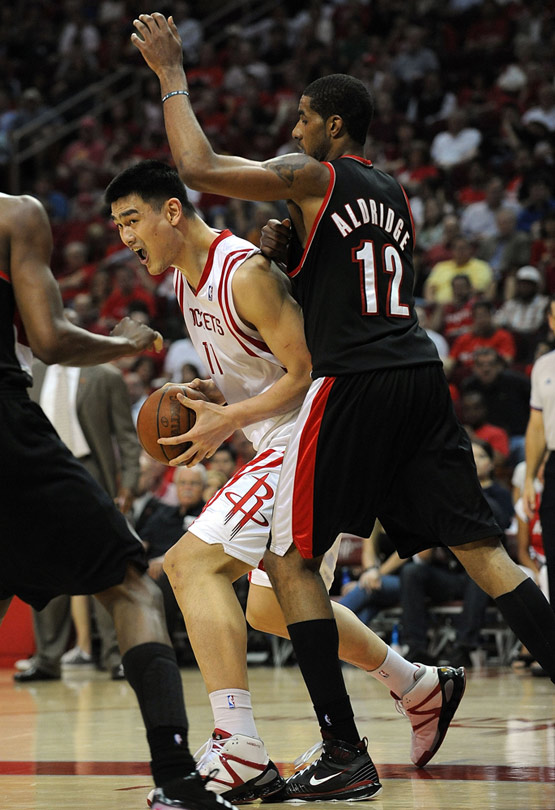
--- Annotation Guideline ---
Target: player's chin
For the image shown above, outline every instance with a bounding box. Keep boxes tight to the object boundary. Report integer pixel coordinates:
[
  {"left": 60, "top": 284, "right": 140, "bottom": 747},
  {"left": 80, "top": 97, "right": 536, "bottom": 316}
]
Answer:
[{"left": 147, "top": 262, "right": 166, "bottom": 276}]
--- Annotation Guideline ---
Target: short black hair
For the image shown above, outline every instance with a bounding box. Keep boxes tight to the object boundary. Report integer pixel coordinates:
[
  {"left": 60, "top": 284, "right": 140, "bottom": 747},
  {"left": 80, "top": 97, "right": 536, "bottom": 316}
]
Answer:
[
  {"left": 105, "top": 160, "right": 195, "bottom": 216},
  {"left": 303, "top": 74, "right": 374, "bottom": 145},
  {"left": 471, "top": 437, "right": 494, "bottom": 462}
]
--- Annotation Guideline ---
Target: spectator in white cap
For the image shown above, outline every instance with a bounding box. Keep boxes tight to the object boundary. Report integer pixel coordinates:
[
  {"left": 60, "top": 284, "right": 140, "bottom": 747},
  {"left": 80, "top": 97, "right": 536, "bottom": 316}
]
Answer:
[{"left": 495, "top": 265, "right": 548, "bottom": 363}]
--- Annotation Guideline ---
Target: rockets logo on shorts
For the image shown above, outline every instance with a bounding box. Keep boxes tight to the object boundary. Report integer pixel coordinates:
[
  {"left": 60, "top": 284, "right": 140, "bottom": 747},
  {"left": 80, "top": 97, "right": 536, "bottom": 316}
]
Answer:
[{"left": 224, "top": 474, "right": 275, "bottom": 540}]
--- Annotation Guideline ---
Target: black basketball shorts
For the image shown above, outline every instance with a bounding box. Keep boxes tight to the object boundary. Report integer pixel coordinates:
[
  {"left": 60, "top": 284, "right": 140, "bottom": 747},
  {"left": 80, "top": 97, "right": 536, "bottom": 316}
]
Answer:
[
  {"left": 0, "top": 394, "right": 147, "bottom": 610},
  {"left": 271, "top": 364, "right": 501, "bottom": 560}
]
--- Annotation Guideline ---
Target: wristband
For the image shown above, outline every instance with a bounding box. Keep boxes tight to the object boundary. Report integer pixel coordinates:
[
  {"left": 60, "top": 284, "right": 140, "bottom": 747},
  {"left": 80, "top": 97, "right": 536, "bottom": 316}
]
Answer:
[{"left": 162, "top": 90, "right": 190, "bottom": 103}]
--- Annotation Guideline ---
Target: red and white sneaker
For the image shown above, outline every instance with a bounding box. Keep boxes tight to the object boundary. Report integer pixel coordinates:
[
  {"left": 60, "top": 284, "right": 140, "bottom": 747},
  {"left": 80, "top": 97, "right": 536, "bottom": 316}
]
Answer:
[
  {"left": 194, "top": 729, "right": 284, "bottom": 804},
  {"left": 392, "top": 664, "right": 466, "bottom": 768},
  {"left": 145, "top": 731, "right": 284, "bottom": 808}
]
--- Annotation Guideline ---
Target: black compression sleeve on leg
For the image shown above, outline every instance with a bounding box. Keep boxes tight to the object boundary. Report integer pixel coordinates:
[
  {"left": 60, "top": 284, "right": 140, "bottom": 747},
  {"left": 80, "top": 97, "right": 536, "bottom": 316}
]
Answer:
[
  {"left": 122, "top": 642, "right": 195, "bottom": 785},
  {"left": 288, "top": 619, "right": 360, "bottom": 744},
  {"left": 495, "top": 578, "right": 555, "bottom": 683}
]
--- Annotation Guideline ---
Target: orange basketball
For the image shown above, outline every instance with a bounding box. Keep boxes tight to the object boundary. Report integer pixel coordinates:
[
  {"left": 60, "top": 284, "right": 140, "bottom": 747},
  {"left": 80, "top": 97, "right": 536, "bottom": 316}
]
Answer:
[{"left": 136, "top": 385, "right": 196, "bottom": 465}]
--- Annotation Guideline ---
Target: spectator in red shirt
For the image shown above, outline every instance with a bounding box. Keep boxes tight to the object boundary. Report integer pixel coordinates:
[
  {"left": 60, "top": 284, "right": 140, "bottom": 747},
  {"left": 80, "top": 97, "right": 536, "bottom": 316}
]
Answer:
[
  {"left": 98, "top": 262, "right": 156, "bottom": 330},
  {"left": 432, "top": 273, "right": 478, "bottom": 345},
  {"left": 460, "top": 390, "right": 510, "bottom": 466},
  {"left": 445, "top": 300, "right": 516, "bottom": 381}
]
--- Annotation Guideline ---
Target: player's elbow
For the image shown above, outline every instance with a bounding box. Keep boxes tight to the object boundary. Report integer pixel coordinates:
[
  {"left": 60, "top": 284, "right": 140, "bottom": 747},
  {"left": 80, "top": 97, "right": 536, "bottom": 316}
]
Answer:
[
  {"left": 32, "top": 342, "right": 64, "bottom": 366},
  {"left": 29, "top": 332, "right": 60, "bottom": 364},
  {"left": 176, "top": 158, "right": 224, "bottom": 194},
  {"left": 294, "top": 364, "right": 312, "bottom": 397},
  {"left": 175, "top": 159, "right": 208, "bottom": 190},
  {"left": 28, "top": 322, "right": 72, "bottom": 365}
]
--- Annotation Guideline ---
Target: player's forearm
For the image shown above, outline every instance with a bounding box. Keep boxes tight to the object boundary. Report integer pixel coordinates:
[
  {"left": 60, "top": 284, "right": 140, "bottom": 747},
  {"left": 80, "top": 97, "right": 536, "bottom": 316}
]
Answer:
[
  {"left": 35, "top": 321, "right": 137, "bottom": 367},
  {"left": 225, "top": 371, "right": 310, "bottom": 432},
  {"left": 156, "top": 71, "right": 270, "bottom": 200},
  {"left": 155, "top": 70, "right": 220, "bottom": 191},
  {"left": 379, "top": 552, "right": 404, "bottom": 576}
]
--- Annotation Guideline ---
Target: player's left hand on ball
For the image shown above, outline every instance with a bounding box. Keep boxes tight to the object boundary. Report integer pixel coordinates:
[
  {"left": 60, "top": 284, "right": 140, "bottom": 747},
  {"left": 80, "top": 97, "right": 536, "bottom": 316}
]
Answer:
[{"left": 160, "top": 394, "right": 234, "bottom": 466}]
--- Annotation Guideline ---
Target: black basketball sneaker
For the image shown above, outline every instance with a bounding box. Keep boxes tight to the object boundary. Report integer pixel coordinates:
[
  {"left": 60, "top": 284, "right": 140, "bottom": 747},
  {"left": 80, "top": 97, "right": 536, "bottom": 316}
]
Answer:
[{"left": 281, "top": 738, "right": 382, "bottom": 803}]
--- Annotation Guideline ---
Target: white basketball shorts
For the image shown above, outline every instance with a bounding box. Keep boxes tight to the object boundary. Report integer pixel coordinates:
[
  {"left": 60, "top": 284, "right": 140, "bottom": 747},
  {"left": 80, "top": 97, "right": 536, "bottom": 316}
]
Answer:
[{"left": 189, "top": 446, "right": 339, "bottom": 590}]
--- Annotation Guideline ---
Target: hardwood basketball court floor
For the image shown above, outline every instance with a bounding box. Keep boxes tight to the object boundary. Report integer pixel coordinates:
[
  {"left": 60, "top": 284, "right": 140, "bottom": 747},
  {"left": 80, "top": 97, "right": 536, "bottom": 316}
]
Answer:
[{"left": 0, "top": 663, "right": 553, "bottom": 809}]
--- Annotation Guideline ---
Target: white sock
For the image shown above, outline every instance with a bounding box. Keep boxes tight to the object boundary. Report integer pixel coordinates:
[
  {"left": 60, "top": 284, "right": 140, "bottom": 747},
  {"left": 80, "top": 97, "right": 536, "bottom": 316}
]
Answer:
[
  {"left": 368, "top": 646, "right": 420, "bottom": 697},
  {"left": 209, "top": 688, "right": 258, "bottom": 738}
]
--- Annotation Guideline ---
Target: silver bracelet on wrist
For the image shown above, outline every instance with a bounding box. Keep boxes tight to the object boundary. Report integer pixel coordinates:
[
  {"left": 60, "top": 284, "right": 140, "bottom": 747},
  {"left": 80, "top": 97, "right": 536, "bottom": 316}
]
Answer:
[{"left": 162, "top": 90, "right": 190, "bottom": 103}]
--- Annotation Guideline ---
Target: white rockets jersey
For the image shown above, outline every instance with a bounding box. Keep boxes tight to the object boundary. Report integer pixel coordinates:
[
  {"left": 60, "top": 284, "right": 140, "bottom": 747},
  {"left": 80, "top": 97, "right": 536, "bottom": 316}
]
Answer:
[{"left": 173, "top": 230, "right": 299, "bottom": 452}]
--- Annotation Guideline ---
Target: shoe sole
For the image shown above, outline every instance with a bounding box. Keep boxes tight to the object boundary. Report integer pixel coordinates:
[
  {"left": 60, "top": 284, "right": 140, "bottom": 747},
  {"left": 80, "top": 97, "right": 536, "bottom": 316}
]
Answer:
[
  {"left": 151, "top": 791, "right": 230, "bottom": 810},
  {"left": 281, "top": 785, "right": 383, "bottom": 803},
  {"left": 414, "top": 666, "right": 466, "bottom": 768},
  {"left": 13, "top": 671, "right": 60, "bottom": 682},
  {"left": 147, "top": 764, "right": 284, "bottom": 808}
]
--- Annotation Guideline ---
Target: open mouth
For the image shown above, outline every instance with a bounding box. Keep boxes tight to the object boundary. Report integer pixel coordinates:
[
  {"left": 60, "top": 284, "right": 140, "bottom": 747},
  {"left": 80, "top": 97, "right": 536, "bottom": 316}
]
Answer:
[{"left": 136, "top": 248, "right": 148, "bottom": 264}]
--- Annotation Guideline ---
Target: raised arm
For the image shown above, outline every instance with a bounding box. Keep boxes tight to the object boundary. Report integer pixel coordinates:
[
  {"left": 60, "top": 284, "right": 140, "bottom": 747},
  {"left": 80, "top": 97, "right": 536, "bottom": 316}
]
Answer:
[
  {"left": 131, "top": 13, "right": 329, "bottom": 205},
  {"left": 9, "top": 196, "right": 161, "bottom": 366}
]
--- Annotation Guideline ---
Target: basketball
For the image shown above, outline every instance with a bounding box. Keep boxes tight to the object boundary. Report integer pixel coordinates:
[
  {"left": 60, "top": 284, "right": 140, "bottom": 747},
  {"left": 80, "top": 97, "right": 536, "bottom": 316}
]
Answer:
[{"left": 136, "top": 385, "right": 196, "bottom": 464}]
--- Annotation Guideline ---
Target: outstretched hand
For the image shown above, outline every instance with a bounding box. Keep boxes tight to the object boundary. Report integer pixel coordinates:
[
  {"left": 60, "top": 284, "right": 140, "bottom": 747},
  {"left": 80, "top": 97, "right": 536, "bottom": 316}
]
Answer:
[{"left": 131, "top": 13, "right": 184, "bottom": 76}]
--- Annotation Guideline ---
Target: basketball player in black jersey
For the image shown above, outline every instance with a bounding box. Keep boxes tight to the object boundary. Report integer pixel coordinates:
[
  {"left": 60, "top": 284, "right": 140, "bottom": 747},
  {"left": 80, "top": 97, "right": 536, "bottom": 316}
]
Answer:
[
  {"left": 134, "top": 12, "right": 555, "bottom": 800},
  {"left": 0, "top": 192, "right": 232, "bottom": 810}
]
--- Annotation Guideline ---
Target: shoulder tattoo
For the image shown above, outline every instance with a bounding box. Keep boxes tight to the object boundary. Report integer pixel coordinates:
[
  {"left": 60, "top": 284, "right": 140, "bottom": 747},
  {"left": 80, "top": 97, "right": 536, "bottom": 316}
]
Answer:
[{"left": 268, "top": 158, "right": 308, "bottom": 188}]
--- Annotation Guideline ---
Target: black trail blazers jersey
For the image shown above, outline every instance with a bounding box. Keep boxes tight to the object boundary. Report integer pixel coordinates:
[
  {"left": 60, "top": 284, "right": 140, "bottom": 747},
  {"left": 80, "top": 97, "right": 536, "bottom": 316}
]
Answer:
[
  {"left": 286, "top": 155, "right": 440, "bottom": 377},
  {"left": 0, "top": 265, "right": 33, "bottom": 393}
]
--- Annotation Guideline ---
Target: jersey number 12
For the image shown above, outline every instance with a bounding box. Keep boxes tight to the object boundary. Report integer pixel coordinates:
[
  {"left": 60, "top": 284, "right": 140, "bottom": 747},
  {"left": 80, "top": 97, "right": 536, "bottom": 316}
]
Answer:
[{"left": 353, "top": 240, "right": 409, "bottom": 317}]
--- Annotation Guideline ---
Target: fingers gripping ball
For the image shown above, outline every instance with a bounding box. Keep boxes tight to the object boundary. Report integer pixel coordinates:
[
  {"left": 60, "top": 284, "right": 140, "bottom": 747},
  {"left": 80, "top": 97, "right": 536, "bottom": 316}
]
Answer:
[{"left": 136, "top": 385, "right": 195, "bottom": 464}]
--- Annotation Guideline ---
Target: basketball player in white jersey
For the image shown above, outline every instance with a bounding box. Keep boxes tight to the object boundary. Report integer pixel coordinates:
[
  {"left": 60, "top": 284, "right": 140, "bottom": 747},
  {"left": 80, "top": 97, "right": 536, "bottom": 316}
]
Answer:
[{"left": 106, "top": 161, "right": 465, "bottom": 805}]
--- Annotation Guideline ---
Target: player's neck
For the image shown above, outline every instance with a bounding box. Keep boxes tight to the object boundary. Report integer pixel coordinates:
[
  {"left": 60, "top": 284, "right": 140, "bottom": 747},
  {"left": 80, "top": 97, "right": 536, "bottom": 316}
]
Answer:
[
  {"left": 328, "top": 141, "right": 365, "bottom": 161},
  {"left": 174, "top": 219, "right": 219, "bottom": 290}
]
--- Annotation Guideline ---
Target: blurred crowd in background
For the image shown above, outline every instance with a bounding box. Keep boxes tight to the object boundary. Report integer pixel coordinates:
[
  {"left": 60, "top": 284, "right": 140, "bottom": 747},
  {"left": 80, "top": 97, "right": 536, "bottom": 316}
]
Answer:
[
  {"left": 0, "top": 0, "right": 553, "bottom": 488},
  {"left": 3, "top": 0, "right": 555, "bottom": 664}
]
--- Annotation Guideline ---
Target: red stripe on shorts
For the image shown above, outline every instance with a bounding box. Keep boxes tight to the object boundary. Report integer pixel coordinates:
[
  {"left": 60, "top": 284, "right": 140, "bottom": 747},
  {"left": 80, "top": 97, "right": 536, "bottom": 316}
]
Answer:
[{"left": 292, "top": 377, "right": 335, "bottom": 558}]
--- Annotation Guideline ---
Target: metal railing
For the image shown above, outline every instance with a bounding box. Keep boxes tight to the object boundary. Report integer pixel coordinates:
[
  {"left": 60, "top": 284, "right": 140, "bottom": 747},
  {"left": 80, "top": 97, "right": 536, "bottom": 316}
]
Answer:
[
  {"left": 201, "top": 0, "right": 281, "bottom": 46},
  {"left": 7, "top": 0, "right": 282, "bottom": 194},
  {"left": 8, "top": 67, "right": 143, "bottom": 194}
]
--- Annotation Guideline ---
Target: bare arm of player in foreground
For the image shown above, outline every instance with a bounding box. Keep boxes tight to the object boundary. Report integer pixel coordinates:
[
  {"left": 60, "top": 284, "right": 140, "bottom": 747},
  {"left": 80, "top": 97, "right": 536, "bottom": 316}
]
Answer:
[
  {"left": 6, "top": 195, "right": 161, "bottom": 364},
  {"left": 131, "top": 14, "right": 330, "bottom": 238},
  {"left": 160, "top": 254, "right": 312, "bottom": 466}
]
